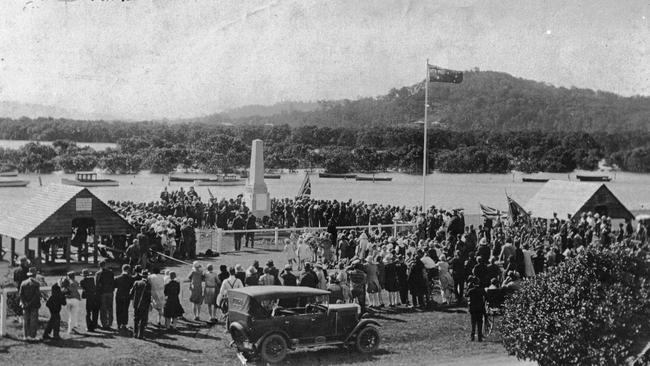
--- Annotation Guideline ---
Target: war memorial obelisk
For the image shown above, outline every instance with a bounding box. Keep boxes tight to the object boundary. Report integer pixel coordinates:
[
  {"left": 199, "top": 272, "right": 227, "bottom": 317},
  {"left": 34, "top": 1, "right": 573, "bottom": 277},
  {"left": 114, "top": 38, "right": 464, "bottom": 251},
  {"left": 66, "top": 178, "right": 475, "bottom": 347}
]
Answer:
[{"left": 245, "top": 139, "right": 271, "bottom": 217}]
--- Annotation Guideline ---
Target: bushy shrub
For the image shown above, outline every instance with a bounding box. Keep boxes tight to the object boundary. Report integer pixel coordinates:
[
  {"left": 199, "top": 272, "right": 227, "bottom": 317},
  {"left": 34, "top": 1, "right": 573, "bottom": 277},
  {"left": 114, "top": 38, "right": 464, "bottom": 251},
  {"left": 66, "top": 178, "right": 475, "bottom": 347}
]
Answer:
[{"left": 501, "top": 245, "right": 650, "bottom": 366}]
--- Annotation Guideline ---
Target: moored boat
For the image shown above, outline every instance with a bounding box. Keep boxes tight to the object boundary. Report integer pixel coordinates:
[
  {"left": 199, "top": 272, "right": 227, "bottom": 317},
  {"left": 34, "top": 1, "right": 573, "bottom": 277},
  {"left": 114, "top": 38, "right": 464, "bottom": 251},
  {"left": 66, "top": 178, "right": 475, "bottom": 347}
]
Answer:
[
  {"left": 576, "top": 175, "right": 611, "bottom": 182},
  {"left": 319, "top": 173, "right": 357, "bottom": 179},
  {"left": 169, "top": 172, "right": 220, "bottom": 182},
  {"left": 522, "top": 177, "right": 549, "bottom": 183},
  {"left": 0, "top": 170, "right": 19, "bottom": 177},
  {"left": 193, "top": 174, "right": 246, "bottom": 186},
  {"left": 264, "top": 174, "right": 281, "bottom": 179},
  {"left": 61, "top": 171, "right": 119, "bottom": 187},
  {"left": 355, "top": 176, "right": 393, "bottom": 182},
  {"left": 0, "top": 179, "right": 29, "bottom": 187}
]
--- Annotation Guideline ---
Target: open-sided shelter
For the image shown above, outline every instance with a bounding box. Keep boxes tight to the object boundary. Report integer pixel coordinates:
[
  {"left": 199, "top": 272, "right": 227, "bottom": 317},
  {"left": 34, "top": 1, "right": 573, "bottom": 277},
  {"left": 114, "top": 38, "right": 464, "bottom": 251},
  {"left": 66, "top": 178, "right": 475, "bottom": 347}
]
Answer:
[
  {"left": 0, "top": 184, "right": 134, "bottom": 266},
  {"left": 525, "top": 180, "right": 634, "bottom": 220}
]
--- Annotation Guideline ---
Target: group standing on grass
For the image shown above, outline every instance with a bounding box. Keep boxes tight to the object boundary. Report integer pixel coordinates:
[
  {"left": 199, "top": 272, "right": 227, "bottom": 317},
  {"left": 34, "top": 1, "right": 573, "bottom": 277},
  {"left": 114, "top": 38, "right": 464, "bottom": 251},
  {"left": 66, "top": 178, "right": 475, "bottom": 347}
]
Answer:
[{"left": 12, "top": 199, "right": 649, "bottom": 345}]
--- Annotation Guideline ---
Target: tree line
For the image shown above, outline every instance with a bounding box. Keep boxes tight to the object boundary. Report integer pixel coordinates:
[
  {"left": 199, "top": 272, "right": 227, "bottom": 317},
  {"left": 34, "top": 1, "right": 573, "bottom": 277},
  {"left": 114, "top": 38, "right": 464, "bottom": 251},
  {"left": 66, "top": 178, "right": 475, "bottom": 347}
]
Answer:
[{"left": 1, "top": 124, "right": 649, "bottom": 174}]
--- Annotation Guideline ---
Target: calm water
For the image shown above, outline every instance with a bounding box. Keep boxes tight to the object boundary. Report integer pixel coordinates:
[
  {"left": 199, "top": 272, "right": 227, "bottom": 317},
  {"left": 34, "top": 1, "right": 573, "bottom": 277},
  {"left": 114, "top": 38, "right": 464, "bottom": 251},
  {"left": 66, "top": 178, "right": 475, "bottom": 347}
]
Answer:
[
  {"left": 0, "top": 139, "right": 116, "bottom": 151},
  {"left": 0, "top": 170, "right": 648, "bottom": 220}
]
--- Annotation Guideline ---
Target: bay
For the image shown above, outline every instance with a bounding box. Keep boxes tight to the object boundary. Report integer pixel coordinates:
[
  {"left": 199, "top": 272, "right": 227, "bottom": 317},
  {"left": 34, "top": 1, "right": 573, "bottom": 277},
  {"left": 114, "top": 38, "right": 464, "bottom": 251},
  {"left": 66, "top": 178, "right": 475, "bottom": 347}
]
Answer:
[{"left": 0, "top": 170, "right": 648, "bottom": 221}]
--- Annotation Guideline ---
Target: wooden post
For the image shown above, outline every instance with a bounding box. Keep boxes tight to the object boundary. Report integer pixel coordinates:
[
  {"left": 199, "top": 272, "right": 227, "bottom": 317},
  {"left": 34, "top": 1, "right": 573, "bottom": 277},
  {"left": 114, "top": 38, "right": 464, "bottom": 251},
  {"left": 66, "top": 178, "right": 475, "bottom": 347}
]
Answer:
[
  {"left": 37, "top": 238, "right": 42, "bottom": 261},
  {"left": 10, "top": 238, "right": 15, "bottom": 266},
  {"left": 25, "top": 237, "right": 30, "bottom": 262},
  {"left": 93, "top": 235, "right": 98, "bottom": 265},
  {"left": 66, "top": 237, "right": 71, "bottom": 264},
  {"left": 0, "top": 289, "right": 7, "bottom": 337},
  {"left": 274, "top": 227, "right": 279, "bottom": 246}
]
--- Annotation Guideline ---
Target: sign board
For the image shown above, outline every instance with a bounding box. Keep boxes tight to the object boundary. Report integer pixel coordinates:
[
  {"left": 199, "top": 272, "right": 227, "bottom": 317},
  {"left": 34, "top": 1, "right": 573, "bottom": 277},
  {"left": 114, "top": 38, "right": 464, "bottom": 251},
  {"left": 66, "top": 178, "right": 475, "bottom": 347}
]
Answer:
[{"left": 76, "top": 198, "right": 92, "bottom": 211}]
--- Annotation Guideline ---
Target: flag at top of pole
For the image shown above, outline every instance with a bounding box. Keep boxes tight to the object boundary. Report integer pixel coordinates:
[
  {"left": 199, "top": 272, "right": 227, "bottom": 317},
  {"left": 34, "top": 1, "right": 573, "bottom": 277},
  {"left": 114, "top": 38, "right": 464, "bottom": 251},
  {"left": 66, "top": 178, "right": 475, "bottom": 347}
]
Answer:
[
  {"left": 428, "top": 64, "right": 463, "bottom": 84},
  {"left": 297, "top": 172, "right": 311, "bottom": 198}
]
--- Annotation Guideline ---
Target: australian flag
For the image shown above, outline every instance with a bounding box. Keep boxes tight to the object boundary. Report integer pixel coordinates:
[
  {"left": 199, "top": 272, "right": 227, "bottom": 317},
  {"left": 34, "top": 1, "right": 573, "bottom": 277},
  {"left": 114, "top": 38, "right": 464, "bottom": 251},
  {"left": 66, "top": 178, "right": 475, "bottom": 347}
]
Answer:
[
  {"left": 429, "top": 65, "right": 463, "bottom": 84},
  {"left": 297, "top": 173, "right": 311, "bottom": 198}
]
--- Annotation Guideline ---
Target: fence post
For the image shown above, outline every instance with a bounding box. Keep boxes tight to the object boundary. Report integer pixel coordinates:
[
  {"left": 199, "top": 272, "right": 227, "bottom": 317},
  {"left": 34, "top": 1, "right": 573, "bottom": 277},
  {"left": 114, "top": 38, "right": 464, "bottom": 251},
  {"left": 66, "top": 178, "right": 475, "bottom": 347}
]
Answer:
[
  {"left": 274, "top": 227, "right": 279, "bottom": 246},
  {"left": 216, "top": 229, "right": 223, "bottom": 255},
  {"left": 393, "top": 222, "right": 397, "bottom": 235},
  {"left": 0, "top": 289, "right": 6, "bottom": 337}
]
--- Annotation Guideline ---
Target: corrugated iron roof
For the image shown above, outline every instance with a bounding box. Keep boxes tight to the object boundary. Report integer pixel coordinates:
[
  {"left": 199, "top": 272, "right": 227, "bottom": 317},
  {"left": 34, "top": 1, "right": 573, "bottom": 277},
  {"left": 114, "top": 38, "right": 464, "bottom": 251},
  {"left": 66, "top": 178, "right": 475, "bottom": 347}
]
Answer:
[
  {"left": 0, "top": 184, "right": 93, "bottom": 240},
  {"left": 525, "top": 180, "right": 630, "bottom": 219}
]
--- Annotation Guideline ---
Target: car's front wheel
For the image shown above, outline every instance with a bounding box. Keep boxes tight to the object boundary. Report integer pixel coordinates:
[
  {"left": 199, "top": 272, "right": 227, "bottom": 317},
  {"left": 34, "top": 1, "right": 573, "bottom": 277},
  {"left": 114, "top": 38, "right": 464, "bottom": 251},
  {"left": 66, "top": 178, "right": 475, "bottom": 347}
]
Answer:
[
  {"left": 260, "top": 334, "right": 288, "bottom": 364},
  {"left": 355, "top": 326, "right": 380, "bottom": 354}
]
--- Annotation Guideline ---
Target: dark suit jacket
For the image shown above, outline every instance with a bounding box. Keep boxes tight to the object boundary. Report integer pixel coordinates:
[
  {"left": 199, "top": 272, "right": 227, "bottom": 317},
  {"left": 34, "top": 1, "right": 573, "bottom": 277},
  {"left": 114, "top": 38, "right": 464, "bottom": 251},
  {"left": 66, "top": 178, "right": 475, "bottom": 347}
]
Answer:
[
  {"left": 114, "top": 273, "right": 133, "bottom": 299},
  {"left": 130, "top": 279, "right": 151, "bottom": 315}
]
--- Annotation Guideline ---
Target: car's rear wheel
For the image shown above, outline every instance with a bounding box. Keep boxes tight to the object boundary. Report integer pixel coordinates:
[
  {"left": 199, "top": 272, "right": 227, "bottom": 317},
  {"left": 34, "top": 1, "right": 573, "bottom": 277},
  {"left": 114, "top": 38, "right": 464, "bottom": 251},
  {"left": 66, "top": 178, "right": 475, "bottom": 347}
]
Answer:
[
  {"left": 355, "top": 326, "right": 380, "bottom": 354},
  {"left": 260, "top": 334, "right": 288, "bottom": 364}
]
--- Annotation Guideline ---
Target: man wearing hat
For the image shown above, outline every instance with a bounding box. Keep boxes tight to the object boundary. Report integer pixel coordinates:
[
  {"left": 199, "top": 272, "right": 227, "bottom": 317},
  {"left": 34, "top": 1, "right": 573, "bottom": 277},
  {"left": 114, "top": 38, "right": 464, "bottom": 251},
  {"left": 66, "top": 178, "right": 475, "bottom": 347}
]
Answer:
[
  {"left": 232, "top": 212, "right": 245, "bottom": 251},
  {"left": 466, "top": 276, "right": 486, "bottom": 342},
  {"left": 130, "top": 269, "right": 152, "bottom": 339},
  {"left": 18, "top": 267, "right": 41, "bottom": 340},
  {"left": 80, "top": 269, "right": 100, "bottom": 332}
]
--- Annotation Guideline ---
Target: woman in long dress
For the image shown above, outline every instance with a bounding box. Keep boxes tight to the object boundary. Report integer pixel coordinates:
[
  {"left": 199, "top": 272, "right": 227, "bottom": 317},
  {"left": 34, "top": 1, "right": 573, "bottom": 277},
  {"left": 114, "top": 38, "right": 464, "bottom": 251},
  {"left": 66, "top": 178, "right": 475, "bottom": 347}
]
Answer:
[
  {"left": 163, "top": 271, "right": 184, "bottom": 330},
  {"left": 187, "top": 261, "right": 204, "bottom": 321},
  {"left": 203, "top": 264, "right": 221, "bottom": 323},
  {"left": 283, "top": 238, "right": 297, "bottom": 267},
  {"left": 383, "top": 254, "right": 400, "bottom": 307},
  {"left": 437, "top": 255, "right": 455, "bottom": 304},
  {"left": 365, "top": 256, "right": 381, "bottom": 308},
  {"left": 148, "top": 267, "right": 166, "bottom": 326}
]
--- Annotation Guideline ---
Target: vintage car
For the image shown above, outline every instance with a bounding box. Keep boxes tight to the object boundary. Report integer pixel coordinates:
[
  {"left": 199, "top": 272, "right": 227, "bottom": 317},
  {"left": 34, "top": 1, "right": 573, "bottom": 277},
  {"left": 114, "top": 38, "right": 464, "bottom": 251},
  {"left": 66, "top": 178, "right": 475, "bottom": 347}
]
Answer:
[{"left": 227, "top": 286, "right": 380, "bottom": 364}]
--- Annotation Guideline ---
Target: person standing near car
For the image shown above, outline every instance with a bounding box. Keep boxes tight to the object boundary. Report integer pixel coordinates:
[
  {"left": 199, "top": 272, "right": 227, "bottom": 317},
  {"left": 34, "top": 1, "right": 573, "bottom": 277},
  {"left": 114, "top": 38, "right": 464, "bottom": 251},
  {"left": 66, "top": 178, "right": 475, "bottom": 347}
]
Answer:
[{"left": 347, "top": 261, "right": 368, "bottom": 314}]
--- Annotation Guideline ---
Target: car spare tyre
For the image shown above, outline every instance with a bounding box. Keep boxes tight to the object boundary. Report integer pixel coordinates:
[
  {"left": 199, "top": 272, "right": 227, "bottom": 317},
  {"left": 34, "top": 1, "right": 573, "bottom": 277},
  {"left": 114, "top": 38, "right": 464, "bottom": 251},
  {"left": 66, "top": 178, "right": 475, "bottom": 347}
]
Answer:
[
  {"left": 259, "top": 333, "right": 288, "bottom": 364},
  {"left": 355, "top": 326, "right": 380, "bottom": 354}
]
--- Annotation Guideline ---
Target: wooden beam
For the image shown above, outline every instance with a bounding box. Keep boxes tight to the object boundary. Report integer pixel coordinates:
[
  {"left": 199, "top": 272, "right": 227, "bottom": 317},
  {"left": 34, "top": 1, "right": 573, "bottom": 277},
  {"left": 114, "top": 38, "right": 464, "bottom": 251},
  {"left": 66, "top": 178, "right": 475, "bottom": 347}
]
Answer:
[
  {"left": 37, "top": 238, "right": 42, "bottom": 261},
  {"left": 25, "top": 237, "right": 29, "bottom": 261},
  {"left": 10, "top": 238, "right": 15, "bottom": 267},
  {"left": 66, "top": 237, "right": 70, "bottom": 264},
  {"left": 93, "top": 235, "right": 98, "bottom": 265}
]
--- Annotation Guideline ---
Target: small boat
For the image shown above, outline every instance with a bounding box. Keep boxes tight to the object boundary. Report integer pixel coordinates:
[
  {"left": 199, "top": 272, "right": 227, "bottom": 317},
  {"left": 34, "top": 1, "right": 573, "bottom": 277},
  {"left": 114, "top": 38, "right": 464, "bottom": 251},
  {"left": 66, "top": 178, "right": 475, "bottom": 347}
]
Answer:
[
  {"left": 193, "top": 174, "right": 246, "bottom": 186},
  {"left": 355, "top": 176, "right": 393, "bottom": 182},
  {"left": 264, "top": 174, "right": 281, "bottom": 179},
  {"left": 319, "top": 173, "right": 357, "bottom": 179},
  {"left": 61, "top": 171, "right": 119, "bottom": 187},
  {"left": 522, "top": 177, "right": 549, "bottom": 183},
  {"left": 576, "top": 175, "right": 611, "bottom": 182},
  {"left": 0, "top": 179, "right": 29, "bottom": 187},
  {"left": 0, "top": 170, "right": 19, "bottom": 177},
  {"left": 169, "top": 172, "right": 221, "bottom": 182}
]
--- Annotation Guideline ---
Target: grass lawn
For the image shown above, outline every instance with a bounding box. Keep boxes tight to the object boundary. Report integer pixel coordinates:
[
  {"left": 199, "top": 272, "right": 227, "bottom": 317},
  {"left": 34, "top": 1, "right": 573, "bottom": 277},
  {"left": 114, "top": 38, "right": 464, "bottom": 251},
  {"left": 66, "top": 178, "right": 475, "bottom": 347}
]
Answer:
[{"left": 0, "top": 238, "right": 534, "bottom": 366}]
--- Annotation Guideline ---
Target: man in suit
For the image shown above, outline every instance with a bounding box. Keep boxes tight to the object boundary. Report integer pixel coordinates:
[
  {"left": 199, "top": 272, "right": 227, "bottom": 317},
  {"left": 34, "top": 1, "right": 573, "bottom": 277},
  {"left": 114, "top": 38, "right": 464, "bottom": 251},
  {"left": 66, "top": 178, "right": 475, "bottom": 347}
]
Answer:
[
  {"left": 130, "top": 269, "right": 152, "bottom": 339},
  {"left": 232, "top": 212, "right": 245, "bottom": 251},
  {"left": 80, "top": 268, "right": 100, "bottom": 332},
  {"left": 95, "top": 260, "right": 115, "bottom": 329},
  {"left": 18, "top": 267, "right": 41, "bottom": 340},
  {"left": 114, "top": 264, "right": 133, "bottom": 333}
]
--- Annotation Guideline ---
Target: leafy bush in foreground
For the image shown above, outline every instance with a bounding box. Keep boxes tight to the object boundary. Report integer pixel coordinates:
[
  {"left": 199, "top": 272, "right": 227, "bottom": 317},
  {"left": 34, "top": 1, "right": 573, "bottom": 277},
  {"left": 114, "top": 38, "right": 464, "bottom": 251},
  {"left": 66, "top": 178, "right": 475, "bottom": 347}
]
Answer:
[{"left": 501, "top": 245, "right": 650, "bottom": 366}]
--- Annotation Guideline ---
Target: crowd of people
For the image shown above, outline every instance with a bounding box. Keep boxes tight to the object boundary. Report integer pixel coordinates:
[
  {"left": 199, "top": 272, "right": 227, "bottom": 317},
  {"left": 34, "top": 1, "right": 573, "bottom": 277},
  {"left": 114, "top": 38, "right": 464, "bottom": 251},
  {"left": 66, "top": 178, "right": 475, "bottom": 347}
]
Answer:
[{"left": 13, "top": 195, "right": 647, "bottom": 342}]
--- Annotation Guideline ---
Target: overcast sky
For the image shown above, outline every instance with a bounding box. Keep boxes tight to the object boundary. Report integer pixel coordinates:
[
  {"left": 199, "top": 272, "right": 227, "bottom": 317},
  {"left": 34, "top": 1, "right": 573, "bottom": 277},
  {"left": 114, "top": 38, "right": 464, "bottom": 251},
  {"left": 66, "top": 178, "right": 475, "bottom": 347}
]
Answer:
[{"left": 0, "top": 0, "right": 648, "bottom": 120}]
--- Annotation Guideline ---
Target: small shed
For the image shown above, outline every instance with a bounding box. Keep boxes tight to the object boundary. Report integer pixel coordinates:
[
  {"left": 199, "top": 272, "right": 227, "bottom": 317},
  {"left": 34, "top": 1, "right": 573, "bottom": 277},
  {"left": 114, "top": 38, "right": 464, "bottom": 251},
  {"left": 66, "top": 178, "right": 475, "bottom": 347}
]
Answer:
[
  {"left": 525, "top": 180, "right": 634, "bottom": 220},
  {"left": 0, "top": 184, "right": 135, "bottom": 266}
]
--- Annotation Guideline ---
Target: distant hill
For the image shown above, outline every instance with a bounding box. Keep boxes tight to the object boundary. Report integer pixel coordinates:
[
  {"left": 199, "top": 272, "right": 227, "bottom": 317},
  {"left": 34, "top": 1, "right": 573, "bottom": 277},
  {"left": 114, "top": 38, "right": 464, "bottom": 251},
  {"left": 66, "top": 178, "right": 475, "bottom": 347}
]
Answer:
[
  {"left": 222, "top": 101, "right": 319, "bottom": 118},
  {"left": 213, "top": 70, "right": 650, "bottom": 132},
  {"left": 0, "top": 100, "right": 118, "bottom": 121}
]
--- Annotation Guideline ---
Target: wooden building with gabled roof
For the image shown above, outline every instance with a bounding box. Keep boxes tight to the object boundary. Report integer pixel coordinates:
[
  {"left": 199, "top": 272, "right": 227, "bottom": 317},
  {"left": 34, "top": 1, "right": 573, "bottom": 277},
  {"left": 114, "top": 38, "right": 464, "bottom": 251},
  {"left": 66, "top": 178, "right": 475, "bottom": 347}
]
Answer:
[
  {"left": 525, "top": 180, "right": 634, "bottom": 221},
  {"left": 0, "top": 184, "right": 134, "bottom": 266}
]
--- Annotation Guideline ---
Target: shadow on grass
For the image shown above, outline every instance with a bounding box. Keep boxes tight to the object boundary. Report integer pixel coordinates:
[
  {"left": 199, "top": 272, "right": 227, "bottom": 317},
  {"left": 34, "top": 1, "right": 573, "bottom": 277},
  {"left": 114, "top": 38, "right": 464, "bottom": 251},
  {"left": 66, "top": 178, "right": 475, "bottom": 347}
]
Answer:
[
  {"left": 143, "top": 338, "right": 204, "bottom": 353},
  {"left": 43, "top": 338, "right": 111, "bottom": 349},
  {"left": 249, "top": 347, "right": 394, "bottom": 365}
]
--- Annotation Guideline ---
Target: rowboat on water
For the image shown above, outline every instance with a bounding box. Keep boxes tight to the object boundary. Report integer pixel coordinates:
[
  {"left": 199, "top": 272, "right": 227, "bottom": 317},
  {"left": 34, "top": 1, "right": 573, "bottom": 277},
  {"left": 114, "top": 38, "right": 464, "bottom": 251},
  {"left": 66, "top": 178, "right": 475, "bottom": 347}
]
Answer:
[
  {"left": 355, "top": 176, "right": 393, "bottom": 182},
  {"left": 576, "top": 175, "right": 611, "bottom": 182},
  {"left": 319, "top": 173, "right": 357, "bottom": 179},
  {"left": 169, "top": 172, "right": 219, "bottom": 182},
  {"left": 0, "top": 179, "right": 29, "bottom": 187},
  {"left": 264, "top": 174, "right": 281, "bottom": 179},
  {"left": 194, "top": 179, "right": 246, "bottom": 186},
  {"left": 61, "top": 171, "right": 119, "bottom": 187},
  {"left": 522, "top": 177, "right": 549, "bottom": 183},
  {"left": 0, "top": 170, "right": 19, "bottom": 177}
]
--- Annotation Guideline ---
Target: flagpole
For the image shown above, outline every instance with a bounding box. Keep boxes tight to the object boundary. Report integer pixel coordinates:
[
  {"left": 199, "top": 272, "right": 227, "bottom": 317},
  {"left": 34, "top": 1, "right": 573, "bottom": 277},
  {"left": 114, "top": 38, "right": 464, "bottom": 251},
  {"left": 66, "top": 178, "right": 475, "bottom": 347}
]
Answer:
[{"left": 423, "top": 59, "right": 429, "bottom": 211}]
